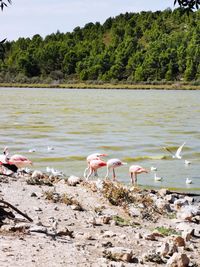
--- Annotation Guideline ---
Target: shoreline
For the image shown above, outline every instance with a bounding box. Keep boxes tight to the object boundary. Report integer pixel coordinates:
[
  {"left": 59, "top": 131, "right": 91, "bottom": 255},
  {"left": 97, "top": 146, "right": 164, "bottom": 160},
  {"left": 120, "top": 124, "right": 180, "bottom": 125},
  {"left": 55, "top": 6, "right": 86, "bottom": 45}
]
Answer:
[{"left": 0, "top": 82, "right": 200, "bottom": 90}]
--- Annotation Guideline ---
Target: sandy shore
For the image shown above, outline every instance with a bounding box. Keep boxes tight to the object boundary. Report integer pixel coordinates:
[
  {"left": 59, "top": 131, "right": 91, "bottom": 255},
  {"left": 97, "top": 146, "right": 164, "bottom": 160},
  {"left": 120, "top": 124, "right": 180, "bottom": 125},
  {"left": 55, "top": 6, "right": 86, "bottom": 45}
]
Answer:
[{"left": 0, "top": 172, "right": 200, "bottom": 267}]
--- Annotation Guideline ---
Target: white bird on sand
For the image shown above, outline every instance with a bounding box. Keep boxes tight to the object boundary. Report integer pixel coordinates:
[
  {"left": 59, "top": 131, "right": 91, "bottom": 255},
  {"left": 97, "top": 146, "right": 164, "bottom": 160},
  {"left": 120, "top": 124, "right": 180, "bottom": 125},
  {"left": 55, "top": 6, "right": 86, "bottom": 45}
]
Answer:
[
  {"left": 105, "top": 159, "right": 127, "bottom": 181},
  {"left": 50, "top": 168, "right": 64, "bottom": 177},
  {"left": 46, "top": 166, "right": 52, "bottom": 173},
  {"left": 186, "top": 177, "right": 192, "bottom": 184},
  {"left": 163, "top": 142, "right": 186, "bottom": 159}
]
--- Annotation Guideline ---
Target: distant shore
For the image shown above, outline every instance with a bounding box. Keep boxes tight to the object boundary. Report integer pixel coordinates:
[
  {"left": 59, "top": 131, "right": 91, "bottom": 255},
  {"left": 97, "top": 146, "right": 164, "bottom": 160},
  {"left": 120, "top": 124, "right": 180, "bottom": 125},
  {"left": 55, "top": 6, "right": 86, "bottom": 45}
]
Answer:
[{"left": 0, "top": 82, "right": 200, "bottom": 90}]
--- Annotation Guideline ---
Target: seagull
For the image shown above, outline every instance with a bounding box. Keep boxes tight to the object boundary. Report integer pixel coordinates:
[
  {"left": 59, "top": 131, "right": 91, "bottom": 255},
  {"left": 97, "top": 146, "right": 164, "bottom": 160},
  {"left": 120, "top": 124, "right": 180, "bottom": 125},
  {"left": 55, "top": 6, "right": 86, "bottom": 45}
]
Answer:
[
  {"left": 129, "top": 165, "right": 148, "bottom": 185},
  {"left": 46, "top": 166, "right": 52, "bottom": 173},
  {"left": 186, "top": 178, "right": 192, "bottom": 184},
  {"left": 50, "top": 168, "right": 64, "bottom": 177},
  {"left": 163, "top": 142, "right": 186, "bottom": 159},
  {"left": 105, "top": 159, "right": 127, "bottom": 181},
  {"left": 28, "top": 148, "right": 36, "bottom": 153},
  {"left": 184, "top": 160, "right": 191, "bottom": 166},
  {"left": 150, "top": 166, "right": 157, "bottom": 171},
  {"left": 154, "top": 172, "right": 163, "bottom": 182},
  {"left": 47, "top": 146, "right": 54, "bottom": 151}
]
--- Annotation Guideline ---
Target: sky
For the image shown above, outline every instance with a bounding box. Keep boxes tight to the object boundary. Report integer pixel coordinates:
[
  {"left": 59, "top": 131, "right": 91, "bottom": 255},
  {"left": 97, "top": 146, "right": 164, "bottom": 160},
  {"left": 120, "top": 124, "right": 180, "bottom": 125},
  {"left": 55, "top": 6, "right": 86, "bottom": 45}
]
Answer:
[{"left": 0, "top": 0, "right": 177, "bottom": 41}]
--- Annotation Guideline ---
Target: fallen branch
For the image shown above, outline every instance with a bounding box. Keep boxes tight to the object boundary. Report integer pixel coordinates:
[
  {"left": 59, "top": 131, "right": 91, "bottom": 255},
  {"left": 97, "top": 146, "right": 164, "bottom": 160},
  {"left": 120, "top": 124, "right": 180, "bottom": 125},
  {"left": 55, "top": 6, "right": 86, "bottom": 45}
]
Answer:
[{"left": 0, "top": 199, "right": 33, "bottom": 222}]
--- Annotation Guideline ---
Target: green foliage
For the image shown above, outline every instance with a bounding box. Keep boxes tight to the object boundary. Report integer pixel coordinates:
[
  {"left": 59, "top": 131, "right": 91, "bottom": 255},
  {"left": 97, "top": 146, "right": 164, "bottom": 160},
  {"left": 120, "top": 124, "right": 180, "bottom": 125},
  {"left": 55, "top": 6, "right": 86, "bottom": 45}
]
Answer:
[
  {"left": 1, "top": 9, "right": 200, "bottom": 83},
  {"left": 154, "top": 226, "right": 181, "bottom": 236}
]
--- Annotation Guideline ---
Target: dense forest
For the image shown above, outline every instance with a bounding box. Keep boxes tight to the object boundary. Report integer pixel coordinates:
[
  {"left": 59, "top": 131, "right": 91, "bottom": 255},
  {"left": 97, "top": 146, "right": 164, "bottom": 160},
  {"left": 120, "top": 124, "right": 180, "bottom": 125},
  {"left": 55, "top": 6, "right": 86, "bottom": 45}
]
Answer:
[{"left": 0, "top": 8, "right": 200, "bottom": 84}]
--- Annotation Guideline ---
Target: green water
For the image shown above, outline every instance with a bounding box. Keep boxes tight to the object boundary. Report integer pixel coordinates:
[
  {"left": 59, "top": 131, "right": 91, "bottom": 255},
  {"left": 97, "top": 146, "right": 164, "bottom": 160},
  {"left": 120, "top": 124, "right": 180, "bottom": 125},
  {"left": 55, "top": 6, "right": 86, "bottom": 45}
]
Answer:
[{"left": 0, "top": 87, "right": 200, "bottom": 192}]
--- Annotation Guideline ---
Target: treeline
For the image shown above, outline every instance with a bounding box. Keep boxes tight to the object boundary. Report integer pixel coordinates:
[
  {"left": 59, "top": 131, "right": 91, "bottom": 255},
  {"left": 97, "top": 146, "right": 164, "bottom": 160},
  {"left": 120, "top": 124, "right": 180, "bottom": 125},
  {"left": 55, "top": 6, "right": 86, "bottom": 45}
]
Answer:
[{"left": 0, "top": 8, "right": 200, "bottom": 84}]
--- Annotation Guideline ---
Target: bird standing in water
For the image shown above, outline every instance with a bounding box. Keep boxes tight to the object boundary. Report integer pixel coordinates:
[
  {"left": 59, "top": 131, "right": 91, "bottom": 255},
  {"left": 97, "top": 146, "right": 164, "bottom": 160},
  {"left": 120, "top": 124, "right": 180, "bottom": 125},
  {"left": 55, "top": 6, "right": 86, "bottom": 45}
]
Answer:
[
  {"left": 105, "top": 158, "right": 127, "bottom": 181},
  {"left": 84, "top": 153, "right": 107, "bottom": 178},
  {"left": 86, "top": 158, "right": 107, "bottom": 180},
  {"left": 129, "top": 165, "right": 148, "bottom": 185}
]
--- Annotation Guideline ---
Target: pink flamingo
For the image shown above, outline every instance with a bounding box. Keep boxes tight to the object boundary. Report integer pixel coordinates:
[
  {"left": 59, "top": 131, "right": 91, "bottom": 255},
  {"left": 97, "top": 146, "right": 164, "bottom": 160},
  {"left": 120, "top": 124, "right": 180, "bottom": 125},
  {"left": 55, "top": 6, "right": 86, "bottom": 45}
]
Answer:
[
  {"left": 105, "top": 159, "right": 127, "bottom": 181},
  {"left": 86, "top": 158, "right": 107, "bottom": 180},
  {"left": 0, "top": 147, "right": 19, "bottom": 173},
  {"left": 3, "top": 147, "right": 32, "bottom": 170},
  {"left": 84, "top": 153, "right": 107, "bottom": 178},
  {"left": 129, "top": 165, "right": 148, "bottom": 185}
]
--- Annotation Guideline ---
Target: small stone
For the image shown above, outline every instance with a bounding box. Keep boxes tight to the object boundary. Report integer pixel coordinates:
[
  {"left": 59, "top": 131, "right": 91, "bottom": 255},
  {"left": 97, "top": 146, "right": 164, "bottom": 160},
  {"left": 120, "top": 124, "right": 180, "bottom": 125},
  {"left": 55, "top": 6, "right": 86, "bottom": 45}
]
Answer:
[
  {"left": 166, "top": 252, "right": 190, "bottom": 267},
  {"left": 158, "top": 188, "right": 169, "bottom": 197},
  {"left": 31, "top": 170, "right": 43, "bottom": 179},
  {"left": 102, "top": 231, "right": 116, "bottom": 238},
  {"left": 103, "top": 247, "right": 133, "bottom": 263},
  {"left": 173, "top": 236, "right": 185, "bottom": 247},
  {"left": 30, "top": 192, "right": 37, "bottom": 197},
  {"left": 67, "top": 175, "right": 82, "bottom": 186}
]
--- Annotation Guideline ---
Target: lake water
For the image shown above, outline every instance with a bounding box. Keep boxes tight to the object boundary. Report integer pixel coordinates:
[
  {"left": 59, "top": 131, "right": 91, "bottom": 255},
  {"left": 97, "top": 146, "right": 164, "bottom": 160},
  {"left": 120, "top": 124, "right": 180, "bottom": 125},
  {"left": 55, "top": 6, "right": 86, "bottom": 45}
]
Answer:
[{"left": 0, "top": 87, "right": 200, "bottom": 192}]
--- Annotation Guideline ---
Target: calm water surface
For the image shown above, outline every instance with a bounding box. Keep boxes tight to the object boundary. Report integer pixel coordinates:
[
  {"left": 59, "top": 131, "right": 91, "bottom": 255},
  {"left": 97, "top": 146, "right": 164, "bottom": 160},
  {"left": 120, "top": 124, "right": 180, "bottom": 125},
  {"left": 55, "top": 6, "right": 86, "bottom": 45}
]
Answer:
[{"left": 0, "top": 88, "right": 200, "bottom": 192}]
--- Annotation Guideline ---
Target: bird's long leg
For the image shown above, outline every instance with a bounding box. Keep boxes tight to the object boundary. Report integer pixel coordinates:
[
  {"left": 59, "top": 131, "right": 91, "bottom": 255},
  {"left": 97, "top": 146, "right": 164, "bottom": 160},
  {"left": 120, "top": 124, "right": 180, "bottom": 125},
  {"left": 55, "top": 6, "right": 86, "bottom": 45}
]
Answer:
[
  {"left": 134, "top": 173, "right": 137, "bottom": 185},
  {"left": 130, "top": 172, "right": 134, "bottom": 184},
  {"left": 105, "top": 167, "right": 109, "bottom": 179},
  {"left": 94, "top": 170, "right": 98, "bottom": 177},
  {"left": 86, "top": 167, "right": 93, "bottom": 181},
  {"left": 84, "top": 165, "right": 89, "bottom": 179},
  {"left": 112, "top": 169, "right": 116, "bottom": 181}
]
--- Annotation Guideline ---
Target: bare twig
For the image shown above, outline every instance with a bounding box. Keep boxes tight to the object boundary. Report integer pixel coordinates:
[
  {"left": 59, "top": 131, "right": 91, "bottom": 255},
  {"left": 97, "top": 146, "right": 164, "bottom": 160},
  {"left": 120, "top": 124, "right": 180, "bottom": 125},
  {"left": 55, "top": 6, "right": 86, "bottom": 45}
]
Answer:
[{"left": 0, "top": 199, "right": 33, "bottom": 222}]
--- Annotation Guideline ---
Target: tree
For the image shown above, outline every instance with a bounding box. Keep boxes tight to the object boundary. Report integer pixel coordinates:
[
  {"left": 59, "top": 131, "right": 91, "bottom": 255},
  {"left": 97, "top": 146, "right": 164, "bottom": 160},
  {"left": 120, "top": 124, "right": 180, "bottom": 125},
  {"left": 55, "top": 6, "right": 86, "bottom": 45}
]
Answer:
[
  {"left": 0, "top": 0, "right": 11, "bottom": 11},
  {"left": 174, "top": 0, "right": 200, "bottom": 11}
]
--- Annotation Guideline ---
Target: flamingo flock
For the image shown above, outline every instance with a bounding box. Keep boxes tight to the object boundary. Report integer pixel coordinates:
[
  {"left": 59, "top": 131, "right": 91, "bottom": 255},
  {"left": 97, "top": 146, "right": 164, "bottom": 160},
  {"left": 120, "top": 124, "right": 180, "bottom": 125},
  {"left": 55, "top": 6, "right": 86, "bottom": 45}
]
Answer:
[{"left": 0, "top": 141, "right": 193, "bottom": 186}]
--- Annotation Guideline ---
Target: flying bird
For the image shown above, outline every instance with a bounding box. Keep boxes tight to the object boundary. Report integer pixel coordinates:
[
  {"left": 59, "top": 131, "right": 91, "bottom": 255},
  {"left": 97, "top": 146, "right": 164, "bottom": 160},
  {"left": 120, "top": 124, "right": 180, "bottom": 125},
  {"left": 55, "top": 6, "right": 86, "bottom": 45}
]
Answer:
[
  {"left": 163, "top": 142, "right": 186, "bottom": 159},
  {"left": 105, "top": 158, "right": 127, "bottom": 181},
  {"left": 129, "top": 165, "right": 148, "bottom": 185}
]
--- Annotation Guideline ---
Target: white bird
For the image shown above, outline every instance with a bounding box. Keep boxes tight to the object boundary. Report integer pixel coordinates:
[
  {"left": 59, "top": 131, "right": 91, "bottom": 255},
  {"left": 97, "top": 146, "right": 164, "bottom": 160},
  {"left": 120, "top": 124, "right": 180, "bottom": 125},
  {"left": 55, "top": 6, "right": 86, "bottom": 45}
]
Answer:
[
  {"left": 46, "top": 166, "right": 52, "bottom": 173},
  {"left": 186, "top": 178, "right": 192, "bottom": 184},
  {"left": 51, "top": 168, "right": 64, "bottom": 177},
  {"left": 184, "top": 160, "right": 191, "bottom": 166},
  {"left": 150, "top": 166, "right": 157, "bottom": 171},
  {"left": 163, "top": 142, "right": 185, "bottom": 159},
  {"left": 154, "top": 172, "right": 163, "bottom": 181},
  {"left": 47, "top": 146, "right": 54, "bottom": 151},
  {"left": 28, "top": 149, "right": 36, "bottom": 153}
]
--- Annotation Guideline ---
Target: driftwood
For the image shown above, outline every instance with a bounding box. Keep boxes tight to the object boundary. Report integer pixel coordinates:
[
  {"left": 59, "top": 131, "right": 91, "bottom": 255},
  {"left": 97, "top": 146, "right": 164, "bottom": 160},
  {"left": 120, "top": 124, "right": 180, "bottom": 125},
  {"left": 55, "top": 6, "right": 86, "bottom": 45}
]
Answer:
[{"left": 0, "top": 199, "right": 33, "bottom": 222}]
